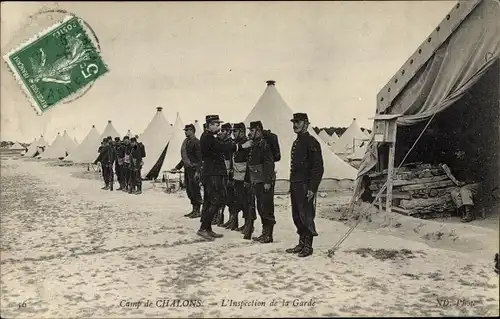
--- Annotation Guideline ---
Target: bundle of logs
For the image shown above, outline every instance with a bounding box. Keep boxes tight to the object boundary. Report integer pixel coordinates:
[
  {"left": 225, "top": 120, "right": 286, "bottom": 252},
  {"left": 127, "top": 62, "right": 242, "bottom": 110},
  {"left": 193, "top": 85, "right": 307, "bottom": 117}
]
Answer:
[{"left": 368, "top": 163, "right": 459, "bottom": 219}]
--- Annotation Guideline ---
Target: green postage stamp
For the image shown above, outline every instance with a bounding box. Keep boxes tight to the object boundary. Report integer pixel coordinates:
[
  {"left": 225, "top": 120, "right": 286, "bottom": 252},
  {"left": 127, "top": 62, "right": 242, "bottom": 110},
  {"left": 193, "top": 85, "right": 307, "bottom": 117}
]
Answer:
[{"left": 3, "top": 15, "right": 108, "bottom": 115}]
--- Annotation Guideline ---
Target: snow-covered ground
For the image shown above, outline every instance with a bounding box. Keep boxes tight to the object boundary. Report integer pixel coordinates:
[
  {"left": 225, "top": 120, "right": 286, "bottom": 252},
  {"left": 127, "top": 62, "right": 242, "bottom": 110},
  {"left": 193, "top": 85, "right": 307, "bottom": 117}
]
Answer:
[{"left": 1, "top": 158, "right": 498, "bottom": 318}]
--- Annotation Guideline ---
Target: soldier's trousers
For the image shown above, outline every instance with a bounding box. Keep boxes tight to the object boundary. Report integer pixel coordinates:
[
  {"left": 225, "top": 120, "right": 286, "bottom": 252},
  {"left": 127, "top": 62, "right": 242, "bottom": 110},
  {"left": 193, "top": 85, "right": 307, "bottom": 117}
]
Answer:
[
  {"left": 129, "top": 168, "right": 142, "bottom": 190},
  {"left": 115, "top": 163, "right": 122, "bottom": 185},
  {"left": 185, "top": 167, "right": 202, "bottom": 206},
  {"left": 122, "top": 165, "right": 130, "bottom": 188},
  {"left": 253, "top": 182, "right": 276, "bottom": 226},
  {"left": 200, "top": 175, "right": 226, "bottom": 231},
  {"left": 234, "top": 180, "right": 255, "bottom": 220},
  {"left": 290, "top": 182, "right": 318, "bottom": 237},
  {"left": 222, "top": 177, "right": 235, "bottom": 211},
  {"left": 102, "top": 163, "right": 113, "bottom": 186}
]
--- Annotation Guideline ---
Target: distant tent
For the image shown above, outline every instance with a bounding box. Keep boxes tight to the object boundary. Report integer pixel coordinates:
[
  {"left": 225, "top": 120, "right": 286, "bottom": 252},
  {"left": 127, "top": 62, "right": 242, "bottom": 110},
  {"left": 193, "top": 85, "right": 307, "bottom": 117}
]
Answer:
[
  {"left": 64, "top": 125, "right": 101, "bottom": 163},
  {"left": 362, "top": 128, "right": 371, "bottom": 139},
  {"left": 99, "top": 120, "right": 121, "bottom": 141},
  {"left": 330, "top": 118, "right": 370, "bottom": 154},
  {"left": 62, "top": 130, "right": 77, "bottom": 154},
  {"left": 9, "top": 142, "right": 25, "bottom": 150},
  {"left": 331, "top": 131, "right": 340, "bottom": 142},
  {"left": 318, "top": 129, "right": 334, "bottom": 145},
  {"left": 140, "top": 107, "right": 174, "bottom": 179},
  {"left": 194, "top": 120, "right": 203, "bottom": 138},
  {"left": 73, "top": 137, "right": 79, "bottom": 145},
  {"left": 244, "top": 80, "right": 357, "bottom": 192},
  {"left": 347, "top": 143, "right": 368, "bottom": 161},
  {"left": 24, "top": 137, "right": 40, "bottom": 157},
  {"left": 39, "top": 133, "right": 67, "bottom": 159},
  {"left": 126, "top": 129, "right": 134, "bottom": 138},
  {"left": 157, "top": 112, "right": 186, "bottom": 178}
]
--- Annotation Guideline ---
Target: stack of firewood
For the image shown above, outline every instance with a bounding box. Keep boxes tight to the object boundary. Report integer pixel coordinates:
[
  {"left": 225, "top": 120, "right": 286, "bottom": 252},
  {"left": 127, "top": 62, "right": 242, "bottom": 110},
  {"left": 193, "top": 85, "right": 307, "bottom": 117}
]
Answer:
[{"left": 368, "top": 163, "right": 460, "bottom": 219}]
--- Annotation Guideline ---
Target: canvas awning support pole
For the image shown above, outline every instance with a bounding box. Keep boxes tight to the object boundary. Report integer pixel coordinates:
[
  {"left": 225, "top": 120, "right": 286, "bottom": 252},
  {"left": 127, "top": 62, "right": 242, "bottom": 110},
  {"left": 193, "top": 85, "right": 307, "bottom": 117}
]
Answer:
[
  {"left": 328, "top": 113, "right": 435, "bottom": 258},
  {"left": 386, "top": 141, "right": 396, "bottom": 213}
]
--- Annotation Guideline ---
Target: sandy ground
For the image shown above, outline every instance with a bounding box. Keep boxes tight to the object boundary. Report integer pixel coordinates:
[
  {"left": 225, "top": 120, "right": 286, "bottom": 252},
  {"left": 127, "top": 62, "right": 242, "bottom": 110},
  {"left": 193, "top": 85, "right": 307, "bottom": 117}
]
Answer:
[{"left": 1, "top": 157, "right": 499, "bottom": 318}]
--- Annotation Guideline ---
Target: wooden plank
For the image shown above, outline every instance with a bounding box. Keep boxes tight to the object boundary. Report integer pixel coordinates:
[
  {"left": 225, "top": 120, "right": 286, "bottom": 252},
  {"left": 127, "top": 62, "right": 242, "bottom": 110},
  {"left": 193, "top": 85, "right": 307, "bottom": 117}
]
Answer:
[
  {"left": 386, "top": 142, "right": 396, "bottom": 213},
  {"left": 373, "top": 192, "right": 412, "bottom": 200},
  {"left": 440, "top": 163, "right": 461, "bottom": 186},
  {"left": 400, "top": 195, "right": 452, "bottom": 209},
  {"left": 400, "top": 180, "right": 455, "bottom": 191}
]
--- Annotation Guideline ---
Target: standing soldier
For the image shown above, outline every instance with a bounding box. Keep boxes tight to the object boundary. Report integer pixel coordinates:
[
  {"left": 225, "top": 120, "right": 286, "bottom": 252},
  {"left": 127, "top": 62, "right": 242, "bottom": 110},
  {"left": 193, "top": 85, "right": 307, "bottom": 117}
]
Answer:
[
  {"left": 171, "top": 124, "right": 203, "bottom": 218},
  {"left": 286, "top": 113, "right": 324, "bottom": 257},
  {"left": 96, "top": 140, "right": 106, "bottom": 188},
  {"left": 114, "top": 137, "right": 124, "bottom": 190},
  {"left": 134, "top": 135, "right": 146, "bottom": 193},
  {"left": 224, "top": 122, "right": 254, "bottom": 231},
  {"left": 215, "top": 122, "right": 234, "bottom": 226},
  {"left": 245, "top": 121, "right": 276, "bottom": 242},
  {"left": 106, "top": 136, "right": 116, "bottom": 190},
  {"left": 122, "top": 136, "right": 132, "bottom": 192},
  {"left": 94, "top": 137, "right": 115, "bottom": 190},
  {"left": 197, "top": 114, "right": 252, "bottom": 241},
  {"left": 129, "top": 137, "right": 144, "bottom": 194}
]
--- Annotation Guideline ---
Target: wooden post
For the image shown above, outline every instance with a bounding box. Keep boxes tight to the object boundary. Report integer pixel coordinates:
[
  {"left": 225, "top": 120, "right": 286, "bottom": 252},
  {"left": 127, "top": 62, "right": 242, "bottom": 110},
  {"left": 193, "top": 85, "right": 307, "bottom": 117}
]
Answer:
[{"left": 386, "top": 142, "right": 396, "bottom": 213}]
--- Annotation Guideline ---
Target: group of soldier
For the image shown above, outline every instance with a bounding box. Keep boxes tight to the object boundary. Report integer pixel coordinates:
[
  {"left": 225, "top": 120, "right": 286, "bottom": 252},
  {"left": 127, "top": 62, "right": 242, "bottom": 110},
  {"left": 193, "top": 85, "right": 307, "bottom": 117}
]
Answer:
[
  {"left": 170, "top": 112, "right": 324, "bottom": 257},
  {"left": 94, "top": 135, "right": 146, "bottom": 194}
]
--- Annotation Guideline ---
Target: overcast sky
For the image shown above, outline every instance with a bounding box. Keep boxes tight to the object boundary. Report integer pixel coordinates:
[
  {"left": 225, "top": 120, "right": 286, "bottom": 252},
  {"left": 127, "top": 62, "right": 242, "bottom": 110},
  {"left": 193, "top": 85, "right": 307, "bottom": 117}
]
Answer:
[{"left": 1, "top": 1, "right": 455, "bottom": 143}]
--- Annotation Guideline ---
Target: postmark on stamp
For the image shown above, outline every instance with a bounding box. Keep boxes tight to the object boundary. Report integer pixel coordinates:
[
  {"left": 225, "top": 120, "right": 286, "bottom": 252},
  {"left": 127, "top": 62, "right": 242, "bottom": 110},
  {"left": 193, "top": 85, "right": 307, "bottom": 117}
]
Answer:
[{"left": 3, "top": 15, "right": 108, "bottom": 115}]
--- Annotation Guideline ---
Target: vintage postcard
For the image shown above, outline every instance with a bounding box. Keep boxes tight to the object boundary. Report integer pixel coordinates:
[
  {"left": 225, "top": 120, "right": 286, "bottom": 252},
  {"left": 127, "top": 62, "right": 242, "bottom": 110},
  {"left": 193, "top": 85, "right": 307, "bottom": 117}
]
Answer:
[{"left": 1, "top": 1, "right": 499, "bottom": 318}]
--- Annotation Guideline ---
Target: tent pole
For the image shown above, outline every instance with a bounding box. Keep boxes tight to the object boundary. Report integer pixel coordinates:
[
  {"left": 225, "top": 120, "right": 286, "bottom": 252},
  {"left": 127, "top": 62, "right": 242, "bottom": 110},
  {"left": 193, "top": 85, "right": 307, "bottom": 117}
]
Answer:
[{"left": 386, "top": 141, "right": 396, "bottom": 213}]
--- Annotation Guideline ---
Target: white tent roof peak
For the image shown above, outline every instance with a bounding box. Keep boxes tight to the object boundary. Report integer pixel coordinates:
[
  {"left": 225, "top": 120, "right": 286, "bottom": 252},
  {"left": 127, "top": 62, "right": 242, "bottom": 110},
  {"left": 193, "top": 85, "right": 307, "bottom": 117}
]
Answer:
[
  {"left": 64, "top": 125, "right": 101, "bottom": 163},
  {"left": 140, "top": 107, "right": 174, "bottom": 178},
  {"left": 331, "top": 117, "right": 370, "bottom": 154},
  {"left": 244, "top": 81, "right": 357, "bottom": 184}
]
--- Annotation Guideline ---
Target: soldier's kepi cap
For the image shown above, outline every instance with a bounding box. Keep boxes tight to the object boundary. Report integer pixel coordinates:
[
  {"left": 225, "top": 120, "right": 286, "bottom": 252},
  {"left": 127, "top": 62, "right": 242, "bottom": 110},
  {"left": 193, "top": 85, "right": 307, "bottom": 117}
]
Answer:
[
  {"left": 248, "top": 121, "right": 263, "bottom": 130},
  {"left": 183, "top": 124, "right": 195, "bottom": 131},
  {"left": 205, "top": 114, "right": 223, "bottom": 123},
  {"left": 114, "top": 137, "right": 120, "bottom": 142},
  {"left": 221, "top": 123, "right": 232, "bottom": 130},
  {"left": 130, "top": 137, "right": 137, "bottom": 142},
  {"left": 232, "top": 122, "right": 245, "bottom": 131},
  {"left": 290, "top": 113, "right": 309, "bottom": 122}
]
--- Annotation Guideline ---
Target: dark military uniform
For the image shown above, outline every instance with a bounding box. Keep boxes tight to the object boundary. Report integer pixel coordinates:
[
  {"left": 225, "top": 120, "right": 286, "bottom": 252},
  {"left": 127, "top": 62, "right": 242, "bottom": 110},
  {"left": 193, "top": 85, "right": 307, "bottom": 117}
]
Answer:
[
  {"left": 246, "top": 121, "right": 276, "bottom": 242},
  {"left": 135, "top": 139, "right": 146, "bottom": 192},
  {"left": 215, "top": 122, "right": 235, "bottom": 226},
  {"left": 129, "top": 139, "right": 144, "bottom": 194},
  {"left": 114, "top": 137, "right": 123, "bottom": 189},
  {"left": 287, "top": 113, "right": 324, "bottom": 257},
  {"left": 119, "top": 138, "right": 131, "bottom": 191},
  {"left": 94, "top": 139, "right": 116, "bottom": 190},
  {"left": 175, "top": 124, "right": 203, "bottom": 218},
  {"left": 225, "top": 122, "right": 254, "bottom": 232},
  {"left": 198, "top": 115, "right": 242, "bottom": 241}
]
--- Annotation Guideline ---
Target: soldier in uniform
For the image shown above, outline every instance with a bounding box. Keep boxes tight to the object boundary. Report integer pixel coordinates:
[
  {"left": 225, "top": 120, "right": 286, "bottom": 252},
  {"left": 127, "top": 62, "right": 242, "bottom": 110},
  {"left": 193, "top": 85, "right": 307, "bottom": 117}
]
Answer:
[
  {"left": 286, "top": 113, "right": 324, "bottom": 257},
  {"left": 114, "top": 137, "right": 124, "bottom": 190},
  {"left": 245, "top": 121, "right": 276, "bottom": 242},
  {"left": 214, "top": 122, "right": 234, "bottom": 227},
  {"left": 96, "top": 140, "right": 106, "bottom": 188},
  {"left": 224, "top": 122, "right": 254, "bottom": 231},
  {"left": 94, "top": 137, "right": 115, "bottom": 191},
  {"left": 197, "top": 114, "right": 252, "bottom": 241},
  {"left": 171, "top": 124, "right": 203, "bottom": 218},
  {"left": 128, "top": 137, "right": 144, "bottom": 194},
  {"left": 120, "top": 136, "right": 131, "bottom": 191},
  {"left": 134, "top": 135, "right": 146, "bottom": 193}
]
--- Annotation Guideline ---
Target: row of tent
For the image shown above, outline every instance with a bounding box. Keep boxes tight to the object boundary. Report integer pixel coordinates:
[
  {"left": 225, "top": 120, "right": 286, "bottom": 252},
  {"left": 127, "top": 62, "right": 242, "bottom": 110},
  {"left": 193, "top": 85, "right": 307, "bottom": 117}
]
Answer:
[
  {"left": 317, "top": 118, "right": 373, "bottom": 161},
  {"left": 23, "top": 81, "right": 359, "bottom": 191}
]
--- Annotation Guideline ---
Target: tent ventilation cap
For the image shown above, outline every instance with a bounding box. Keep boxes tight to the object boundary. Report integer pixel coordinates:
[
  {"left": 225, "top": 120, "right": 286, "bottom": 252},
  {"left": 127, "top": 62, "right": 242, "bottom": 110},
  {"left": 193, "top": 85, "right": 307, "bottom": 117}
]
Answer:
[
  {"left": 266, "top": 80, "right": 276, "bottom": 86},
  {"left": 108, "top": 120, "right": 112, "bottom": 123},
  {"left": 157, "top": 107, "right": 163, "bottom": 112}
]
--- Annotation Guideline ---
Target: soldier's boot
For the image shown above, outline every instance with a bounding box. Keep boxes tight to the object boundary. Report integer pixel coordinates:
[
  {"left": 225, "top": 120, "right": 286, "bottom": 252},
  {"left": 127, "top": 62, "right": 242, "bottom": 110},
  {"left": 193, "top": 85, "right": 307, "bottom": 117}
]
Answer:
[
  {"left": 229, "top": 213, "right": 239, "bottom": 231},
  {"left": 184, "top": 205, "right": 196, "bottom": 217},
  {"left": 208, "top": 229, "right": 224, "bottom": 238},
  {"left": 109, "top": 181, "right": 114, "bottom": 191},
  {"left": 196, "top": 229, "right": 215, "bottom": 241},
  {"left": 461, "top": 205, "right": 475, "bottom": 222},
  {"left": 190, "top": 205, "right": 202, "bottom": 218},
  {"left": 212, "top": 208, "right": 220, "bottom": 225},
  {"left": 222, "top": 210, "right": 234, "bottom": 228},
  {"left": 217, "top": 207, "right": 225, "bottom": 227},
  {"left": 285, "top": 236, "right": 305, "bottom": 253},
  {"left": 298, "top": 236, "right": 314, "bottom": 258},
  {"left": 243, "top": 219, "right": 254, "bottom": 240},
  {"left": 252, "top": 225, "right": 266, "bottom": 242},
  {"left": 136, "top": 183, "right": 142, "bottom": 195},
  {"left": 237, "top": 218, "right": 247, "bottom": 233},
  {"left": 258, "top": 224, "right": 274, "bottom": 243}
]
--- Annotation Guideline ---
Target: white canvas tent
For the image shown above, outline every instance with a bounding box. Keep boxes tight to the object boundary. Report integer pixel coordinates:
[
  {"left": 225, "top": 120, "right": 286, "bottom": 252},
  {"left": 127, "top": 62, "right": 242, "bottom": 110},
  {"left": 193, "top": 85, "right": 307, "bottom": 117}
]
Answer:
[
  {"left": 39, "top": 133, "right": 67, "bottom": 159},
  {"left": 347, "top": 143, "right": 368, "bottom": 161},
  {"left": 194, "top": 120, "right": 203, "bottom": 138},
  {"left": 24, "top": 137, "right": 39, "bottom": 157},
  {"left": 244, "top": 81, "right": 357, "bottom": 192},
  {"left": 99, "top": 120, "right": 121, "bottom": 141},
  {"left": 318, "top": 129, "right": 337, "bottom": 146},
  {"left": 158, "top": 113, "right": 185, "bottom": 178},
  {"left": 330, "top": 118, "right": 370, "bottom": 154},
  {"left": 62, "top": 130, "right": 77, "bottom": 154},
  {"left": 64, "top": 125, "right": 101, "bottom": 163},
  {"left": 10, "top": 142, "right": 25, "bottom": 150},
  {"left": 125, "top": 129, "right": 134, "bottom": 138},
  {"left": 140, "top": 107, "right": 174, "bottom": 179},
  {"left": 73, "top": 137, "right": 79, "bottom": 145}
]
